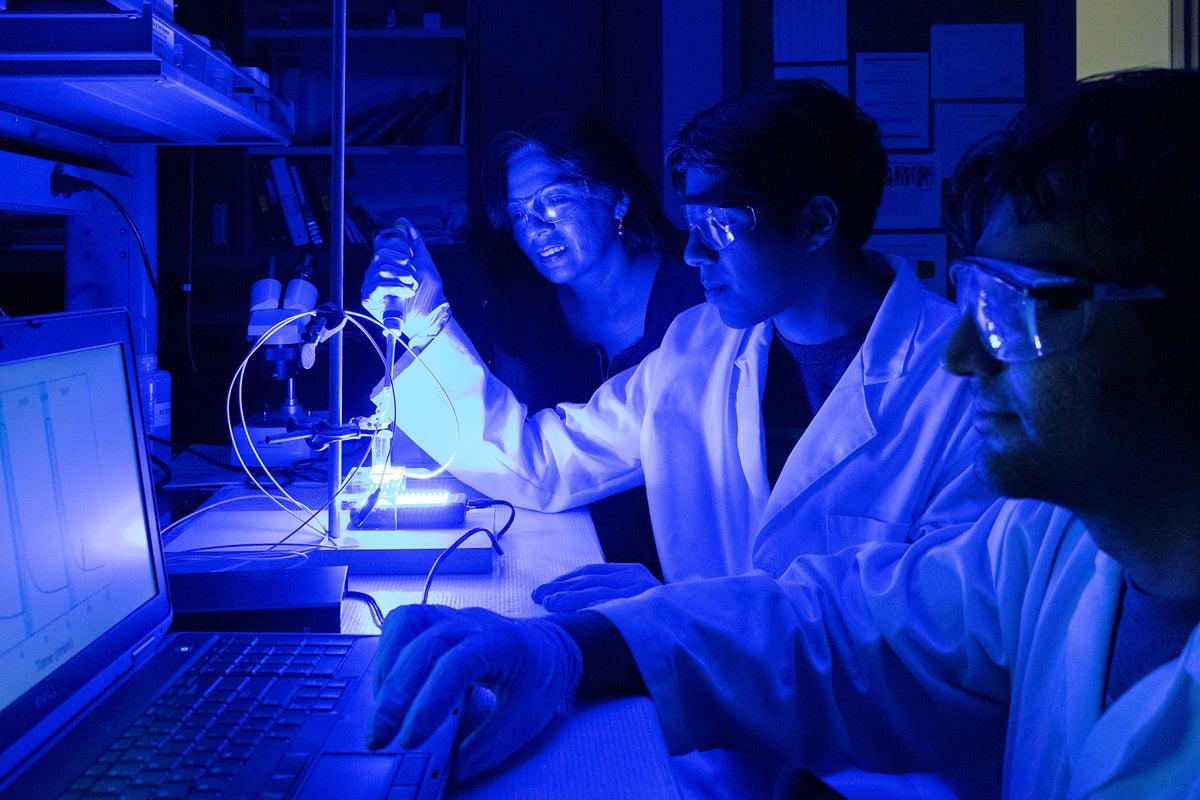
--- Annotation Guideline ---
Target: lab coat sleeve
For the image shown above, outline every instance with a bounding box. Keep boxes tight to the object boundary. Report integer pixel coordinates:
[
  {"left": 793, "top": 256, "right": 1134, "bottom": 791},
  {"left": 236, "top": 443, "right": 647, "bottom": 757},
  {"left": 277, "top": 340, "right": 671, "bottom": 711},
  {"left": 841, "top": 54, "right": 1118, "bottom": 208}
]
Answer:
[
  {"left": 375, "top": 318, "right": 652, "bottom": 511},
  {"left": 593, "top": 502, "right": 1020, "bottom": 787},
  {"left": 869, "top": 283, "right": 996, "bottom": 547},
  {"left": 906, "top": 421, "right": 995, "bottom": 541},
  {"left": 873, "top": 265, "right": 996, "bottom": 547}
]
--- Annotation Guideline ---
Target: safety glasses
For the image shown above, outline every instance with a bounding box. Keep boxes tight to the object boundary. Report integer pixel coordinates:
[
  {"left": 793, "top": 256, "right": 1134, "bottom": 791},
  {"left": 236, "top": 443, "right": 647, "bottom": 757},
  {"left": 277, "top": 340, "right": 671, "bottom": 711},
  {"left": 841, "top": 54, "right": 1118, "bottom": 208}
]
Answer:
[
  {"left": 950, "top": 257, "right": 1164, "bottom": 362},
  {"left": 682, "top": 204, "right": 757, "bottom": 251},
  {"left": 506, "top": 181, "right": 593, "bottom": 229}
]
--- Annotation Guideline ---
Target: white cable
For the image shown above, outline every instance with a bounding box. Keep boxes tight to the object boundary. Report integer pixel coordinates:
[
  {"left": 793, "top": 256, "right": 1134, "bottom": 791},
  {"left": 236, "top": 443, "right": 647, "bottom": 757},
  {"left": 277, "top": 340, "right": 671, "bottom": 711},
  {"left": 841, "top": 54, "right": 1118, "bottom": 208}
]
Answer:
[
  {"left": 161, "top": 492, "right": 332, "bottom": 571},
  {"left": 225, "top": 310, "right": 326, "bottom": 531},
  {"left": 215, "top": 308, "right": 464, "bottom": 565},
  {"left": 218, "top": 310, "right": 387, "bottom": 543},
  {"left": 159, "top": 491, "right": 328, "bottom": 542}
]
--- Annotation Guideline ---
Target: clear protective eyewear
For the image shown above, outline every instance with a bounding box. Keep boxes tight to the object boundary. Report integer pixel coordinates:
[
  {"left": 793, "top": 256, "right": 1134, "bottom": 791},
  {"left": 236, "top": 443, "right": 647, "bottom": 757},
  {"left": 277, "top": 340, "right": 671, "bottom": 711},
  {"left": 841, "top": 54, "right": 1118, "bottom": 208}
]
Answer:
[
  {"left": 506, "top": 181, "right": 592, "bottom": 229},
  {"left": 950, "top": 257, "right": 1165, "bottom": 363},
  {"left": 682, "top": 204, "right": 757, "bottom": 251}
]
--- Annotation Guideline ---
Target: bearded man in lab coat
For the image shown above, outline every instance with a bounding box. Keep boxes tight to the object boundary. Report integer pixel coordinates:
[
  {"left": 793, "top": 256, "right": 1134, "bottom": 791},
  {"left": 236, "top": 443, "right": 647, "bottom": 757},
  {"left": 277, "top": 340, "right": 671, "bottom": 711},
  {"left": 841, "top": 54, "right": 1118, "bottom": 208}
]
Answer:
[{"left": 366, "top": 68, "right": 1200, "bottom": 798}]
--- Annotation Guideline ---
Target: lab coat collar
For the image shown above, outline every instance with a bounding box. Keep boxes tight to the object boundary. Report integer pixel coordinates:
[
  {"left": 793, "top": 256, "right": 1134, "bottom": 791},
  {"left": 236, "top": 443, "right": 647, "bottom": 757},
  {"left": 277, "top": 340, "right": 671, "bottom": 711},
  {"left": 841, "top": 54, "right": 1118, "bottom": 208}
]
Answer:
[
  {"left": 734, "top": 251, "right": 921, "bottom": 387},
  {"left": 754, "top": 255, "right": 928, "bottom": 498},
  {"left": 1068, "top": 552, "right": 1200, "bottom": 796},
  {"left": 732, "top": 326, "right": 775, "bottom": 510},
  {"left": 732, "top": 256, "right": 929, "bottom": 531},
  {"left": 1062, "top": 553, "right": 1122, "bottom": 758},
  {"left": 858, "top": 252, "right": 926, "bottom": 386}
]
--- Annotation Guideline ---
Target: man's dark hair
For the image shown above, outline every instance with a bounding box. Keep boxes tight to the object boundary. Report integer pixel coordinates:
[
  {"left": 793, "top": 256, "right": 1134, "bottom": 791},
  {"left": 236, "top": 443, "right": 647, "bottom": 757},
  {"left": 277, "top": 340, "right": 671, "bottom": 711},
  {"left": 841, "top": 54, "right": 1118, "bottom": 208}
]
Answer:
[
  {"left": 948, "top": 68, "right": 1200, "bottom": 316},
  {"left": 482, "top": 111, "right": 676, "bottom": 255},
  {"left": 665, "top": 78, "right": 887, "bottom": 248}
]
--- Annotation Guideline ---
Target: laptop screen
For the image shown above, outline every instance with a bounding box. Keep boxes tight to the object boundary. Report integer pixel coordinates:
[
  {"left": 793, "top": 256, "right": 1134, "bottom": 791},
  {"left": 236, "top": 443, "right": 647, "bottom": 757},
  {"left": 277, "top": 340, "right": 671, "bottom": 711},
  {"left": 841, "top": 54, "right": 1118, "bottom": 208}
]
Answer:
[
  {"left": 0, "top": 339, "right": 160, "bottom": 710},
  {"left": 0, "top": 310, "right": 168, "bottom": 772}
]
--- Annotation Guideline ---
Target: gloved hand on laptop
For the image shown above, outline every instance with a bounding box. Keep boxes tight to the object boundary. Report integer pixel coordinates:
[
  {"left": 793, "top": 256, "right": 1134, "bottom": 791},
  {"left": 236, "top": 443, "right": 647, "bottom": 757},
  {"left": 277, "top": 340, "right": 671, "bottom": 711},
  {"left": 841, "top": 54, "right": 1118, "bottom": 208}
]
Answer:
[
  {"left": 361, "top": 218, "right": 451, "bottom": 352},
  {"left": 532, "top": 562, "right": 662, "bottom": 612},
  {"left": 367, "top": 604, "right": 583, "bottom": 782}
]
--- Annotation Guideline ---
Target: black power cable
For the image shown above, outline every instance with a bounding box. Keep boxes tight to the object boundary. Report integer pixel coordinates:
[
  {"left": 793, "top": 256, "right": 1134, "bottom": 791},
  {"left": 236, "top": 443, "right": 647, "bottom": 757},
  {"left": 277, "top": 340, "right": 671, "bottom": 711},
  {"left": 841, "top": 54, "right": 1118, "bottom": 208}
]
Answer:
[{"left": 50, "top": 164, "right": 159, "bottom": 300}]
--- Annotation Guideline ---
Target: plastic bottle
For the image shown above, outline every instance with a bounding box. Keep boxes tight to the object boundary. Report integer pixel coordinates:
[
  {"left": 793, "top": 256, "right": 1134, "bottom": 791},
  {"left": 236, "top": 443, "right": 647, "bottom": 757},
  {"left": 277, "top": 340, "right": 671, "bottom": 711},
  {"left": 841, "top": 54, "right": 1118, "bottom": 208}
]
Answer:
[{"left": 137, "top": 354, "right": 172, "bottom": 466}]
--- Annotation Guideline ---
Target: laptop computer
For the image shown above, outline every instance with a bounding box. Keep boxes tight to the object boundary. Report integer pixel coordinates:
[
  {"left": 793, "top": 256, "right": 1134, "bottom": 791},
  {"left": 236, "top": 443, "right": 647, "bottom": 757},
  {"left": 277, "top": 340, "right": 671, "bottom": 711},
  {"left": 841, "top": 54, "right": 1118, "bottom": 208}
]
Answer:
[{"left": 0, "top": 309, "right": 464, "bottom": 800}]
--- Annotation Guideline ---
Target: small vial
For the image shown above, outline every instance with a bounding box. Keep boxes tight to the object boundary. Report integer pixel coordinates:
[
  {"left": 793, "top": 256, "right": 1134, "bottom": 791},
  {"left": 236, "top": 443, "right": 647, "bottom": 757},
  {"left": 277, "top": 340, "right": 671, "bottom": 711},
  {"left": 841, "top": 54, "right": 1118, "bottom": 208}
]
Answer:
[{"left": 137, "top": 354, "right": 172, "bottom": 466}]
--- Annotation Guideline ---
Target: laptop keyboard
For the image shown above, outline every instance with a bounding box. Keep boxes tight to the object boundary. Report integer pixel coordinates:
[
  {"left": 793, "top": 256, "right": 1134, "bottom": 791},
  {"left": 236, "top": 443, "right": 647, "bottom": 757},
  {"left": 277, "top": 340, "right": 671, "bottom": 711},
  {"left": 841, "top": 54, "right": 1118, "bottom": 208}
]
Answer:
[{"left": 57, "top": 635, "right": 420, "bottom": 800}]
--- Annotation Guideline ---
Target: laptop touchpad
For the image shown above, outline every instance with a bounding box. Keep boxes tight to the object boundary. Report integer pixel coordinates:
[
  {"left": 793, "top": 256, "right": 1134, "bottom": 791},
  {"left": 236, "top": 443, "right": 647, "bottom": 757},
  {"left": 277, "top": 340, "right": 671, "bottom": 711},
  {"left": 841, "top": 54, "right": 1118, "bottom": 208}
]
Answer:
[{"left": 295, "top": 753, "right": 401, "bottom": 800}]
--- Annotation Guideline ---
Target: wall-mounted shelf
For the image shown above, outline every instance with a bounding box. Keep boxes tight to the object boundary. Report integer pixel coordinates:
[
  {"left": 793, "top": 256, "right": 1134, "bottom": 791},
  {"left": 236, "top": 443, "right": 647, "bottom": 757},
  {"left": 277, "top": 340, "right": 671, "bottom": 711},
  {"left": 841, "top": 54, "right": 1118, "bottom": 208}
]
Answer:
[{"left": 0, "top": 7, "right": 294, "bottom": 145}]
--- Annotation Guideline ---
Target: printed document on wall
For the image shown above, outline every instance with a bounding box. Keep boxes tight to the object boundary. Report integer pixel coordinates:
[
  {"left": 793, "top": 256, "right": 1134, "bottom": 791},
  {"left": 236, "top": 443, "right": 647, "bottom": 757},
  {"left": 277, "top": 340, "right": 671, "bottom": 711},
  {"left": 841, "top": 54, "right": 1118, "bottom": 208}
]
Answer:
[
  {"left": 856, "top": 52, "right": 930, "bottom": 149},
  {"left": 876, "top": 153, "right": 941, "bottom": 231}
]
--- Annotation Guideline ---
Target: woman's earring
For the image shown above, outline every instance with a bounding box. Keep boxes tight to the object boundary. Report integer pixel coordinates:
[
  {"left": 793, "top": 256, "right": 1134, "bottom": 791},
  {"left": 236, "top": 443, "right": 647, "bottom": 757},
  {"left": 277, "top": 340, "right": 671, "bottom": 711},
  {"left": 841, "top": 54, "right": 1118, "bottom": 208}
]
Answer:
[{"left": 617, "top": 217, "right": 625, "bottom": 236}]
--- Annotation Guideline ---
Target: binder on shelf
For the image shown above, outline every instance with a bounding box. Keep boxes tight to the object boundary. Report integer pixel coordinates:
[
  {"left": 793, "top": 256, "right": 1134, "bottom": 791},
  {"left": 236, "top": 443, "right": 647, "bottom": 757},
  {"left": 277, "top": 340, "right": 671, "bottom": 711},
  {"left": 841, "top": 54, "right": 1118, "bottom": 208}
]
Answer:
[
  {"left": 336, "top": 86, "right": 452, "bottom": 147},
  {"left": 349, "top": 203, "right": 378, "bottom": 243},
  {"left": 342, "top": 212, "right": 366, "bottom": 245},
  {"left": 449, "top": 63, "right": 467, "bottom": 146},
  {"left": 292, "top": 72, "right": 462, "bottom": 147},
  {"left": 340, "top": 100, "right": 398, "bottom": 146},
  {"left": 396, "top": 83, "right": 451, "bottom": 145},
  {"left": 296, "top": 159, "right": 368, "bottom": 245},
  {"left": 249, "top": 157, "right": 287, "bottom": 245},
  {"left": 362, "top": 91, "right": 431, "bottom": 145},
  {"left": 296, "top": 160, "right": 334, "bottom": 243},
  {"left": 267, "top": 156, "right": 311, "bottom": 246},
  {"left": 289, "top": 161, "right": 324, "bottom": 245}
]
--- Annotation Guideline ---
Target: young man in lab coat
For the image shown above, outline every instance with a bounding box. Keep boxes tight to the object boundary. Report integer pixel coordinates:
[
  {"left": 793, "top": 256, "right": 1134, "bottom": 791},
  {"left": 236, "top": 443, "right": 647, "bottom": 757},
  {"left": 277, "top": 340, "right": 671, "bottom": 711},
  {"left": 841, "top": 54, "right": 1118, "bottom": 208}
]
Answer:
[
  {"left": 367, "top": 68, "right": 1200, "bottom": 797},
  {"left": 365, "top": 78, "right": 991, "bottom": 798},
  {"left": 363, "top": 79, "right": 992, "bottom": 592}
]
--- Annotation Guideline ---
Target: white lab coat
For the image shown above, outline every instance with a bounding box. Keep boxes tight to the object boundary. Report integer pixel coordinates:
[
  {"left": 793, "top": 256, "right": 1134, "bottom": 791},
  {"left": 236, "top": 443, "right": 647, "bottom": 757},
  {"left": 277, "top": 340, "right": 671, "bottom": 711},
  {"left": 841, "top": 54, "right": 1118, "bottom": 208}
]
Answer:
[
  {"left": 594, "top": 499, "right": 1200, "bottom": 798},
  {"left": 381, "top": 255, "right": 995, "bottom": 583}
]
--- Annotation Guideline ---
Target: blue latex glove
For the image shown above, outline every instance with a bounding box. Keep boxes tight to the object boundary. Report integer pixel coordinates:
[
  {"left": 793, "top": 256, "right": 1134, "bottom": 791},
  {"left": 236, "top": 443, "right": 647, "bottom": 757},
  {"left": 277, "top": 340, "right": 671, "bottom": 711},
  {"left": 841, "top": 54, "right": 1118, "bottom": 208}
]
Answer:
[
  {"left": 361, "top": 218, "right": 451, "bottom": 349},
  {"left": 367, "top": 605, "right": 583, "bottom": 782},
  {"left": 532, "top": 562, "right": 662, "bottom": 612}
]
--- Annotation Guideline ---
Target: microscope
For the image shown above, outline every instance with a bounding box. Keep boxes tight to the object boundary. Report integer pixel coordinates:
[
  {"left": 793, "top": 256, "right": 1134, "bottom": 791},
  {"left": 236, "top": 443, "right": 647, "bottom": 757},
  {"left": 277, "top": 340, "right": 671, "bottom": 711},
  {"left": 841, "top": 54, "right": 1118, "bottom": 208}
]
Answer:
[
  {"left": 230, "top": 255, "right": 466, "bottom": 530},
  {"left": 230, "top": 257, "right": 329, "bottom": 467}
]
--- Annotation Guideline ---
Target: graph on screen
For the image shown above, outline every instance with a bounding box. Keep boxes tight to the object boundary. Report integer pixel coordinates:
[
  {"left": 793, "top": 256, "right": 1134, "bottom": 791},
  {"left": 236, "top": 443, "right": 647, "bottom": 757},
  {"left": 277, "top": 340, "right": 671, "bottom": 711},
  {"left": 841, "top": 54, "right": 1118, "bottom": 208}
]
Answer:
[{"left": 0, "top": 346, "right": 157, "bottom": 711}]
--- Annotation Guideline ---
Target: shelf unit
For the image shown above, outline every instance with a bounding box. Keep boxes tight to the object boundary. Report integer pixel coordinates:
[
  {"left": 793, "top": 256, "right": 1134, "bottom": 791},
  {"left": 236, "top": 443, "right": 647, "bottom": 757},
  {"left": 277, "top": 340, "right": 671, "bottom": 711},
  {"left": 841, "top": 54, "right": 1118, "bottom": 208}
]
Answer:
[
  {"left": 147, "top": 2, "right": 483, "bottom": 451},
  {"left": 0, "top": 6, "right": 294, "bottom": 146},
  {"left": 241, "top": 9, "right": 474, "bottom": 247}
]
